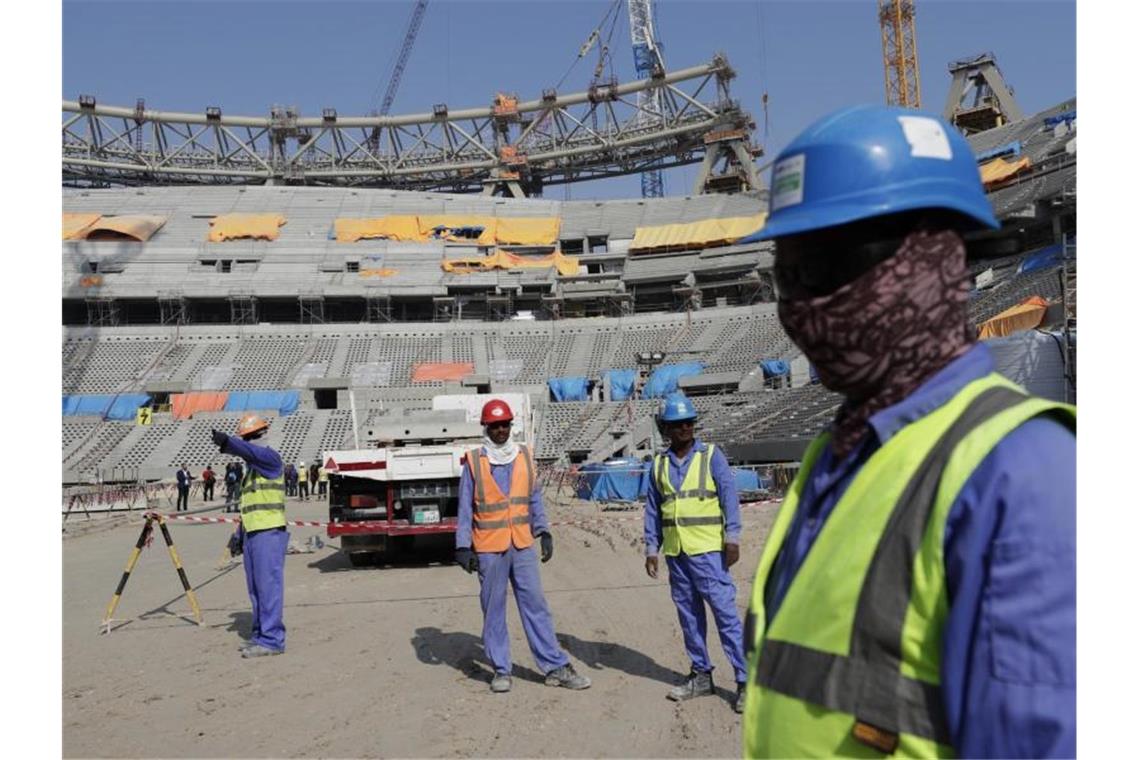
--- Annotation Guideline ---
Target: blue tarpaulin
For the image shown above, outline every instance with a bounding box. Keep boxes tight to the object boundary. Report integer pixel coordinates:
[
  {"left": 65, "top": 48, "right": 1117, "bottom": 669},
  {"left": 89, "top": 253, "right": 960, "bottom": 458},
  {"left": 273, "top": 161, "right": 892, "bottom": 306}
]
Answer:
[
  {"left": 548, "top": 376, "right": 589, "bottom": 402},
  {"left": 223, "top": 390, "right": 300, "bottom": 417},
  {"left": 642, "top": 362, "right": 705, "bottom": 399},
  {"left": 606, "top": 369, "right": 638, "bottom": 401},
  {"left": 1017, "top": 243, "right": 1064, "bottom": 274},
  {"left": 576, "top": 459, "right": 650, "bottom": 501},
  {"left": 733, "top": 467, "right": 773, "bottom": 493},
  {"left": 62, "top": 393, "right": 150, "bottom": 420},
  {"left": 760, "top": 359, "right": 790, "bottom": 378},
  {"left": 975, "top": 140, "right": 1022, "bottom": 162},
  {"left": 1044, "top": 110, "right": 1076, "bottom": 128}
]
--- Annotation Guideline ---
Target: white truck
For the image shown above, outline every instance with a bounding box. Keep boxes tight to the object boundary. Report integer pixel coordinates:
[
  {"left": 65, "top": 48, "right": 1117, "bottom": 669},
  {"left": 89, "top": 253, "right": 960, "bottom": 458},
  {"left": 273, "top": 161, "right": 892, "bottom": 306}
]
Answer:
[{"left": 323, "top": 393, "right": 533, "bottom": 566}]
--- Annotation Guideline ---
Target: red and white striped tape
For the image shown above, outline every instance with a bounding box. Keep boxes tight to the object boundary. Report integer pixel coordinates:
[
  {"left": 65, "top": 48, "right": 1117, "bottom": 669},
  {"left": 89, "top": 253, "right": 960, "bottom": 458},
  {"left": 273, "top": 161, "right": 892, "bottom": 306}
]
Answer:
[{"left": 146, "top": 499, "right": 778, "bottom": 531}]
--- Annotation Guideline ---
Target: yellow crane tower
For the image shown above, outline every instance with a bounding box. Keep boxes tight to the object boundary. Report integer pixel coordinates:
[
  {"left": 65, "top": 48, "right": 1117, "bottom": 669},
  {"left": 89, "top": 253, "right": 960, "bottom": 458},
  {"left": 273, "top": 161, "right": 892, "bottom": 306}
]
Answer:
[{"left": 878, "top": 0, "right": 921, "bottom": 108}]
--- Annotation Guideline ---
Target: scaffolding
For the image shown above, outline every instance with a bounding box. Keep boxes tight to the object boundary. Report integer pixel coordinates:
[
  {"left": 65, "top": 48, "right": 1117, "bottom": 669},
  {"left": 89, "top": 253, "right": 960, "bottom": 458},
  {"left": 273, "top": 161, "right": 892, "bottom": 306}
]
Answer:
[
  {"left": 157, "top": 289, "right": 187, "bottom": 325},
  {"left": 298, "top": 289, "right": 325, "bottom": 324},
  {"left": 486, "top": 292, "right": 514, "bottom": 322},
  {"left": 85, "top": 296, "right": 120, "bottom": 326},
  {"left": 364, "top": 289, "right": 392, "bottom": 323},
  {"left": 433, "top": 296, "right": 458, "bottom": 322},
  {"left": 227, "top": 290, "right": 257, "bottom": 325}
]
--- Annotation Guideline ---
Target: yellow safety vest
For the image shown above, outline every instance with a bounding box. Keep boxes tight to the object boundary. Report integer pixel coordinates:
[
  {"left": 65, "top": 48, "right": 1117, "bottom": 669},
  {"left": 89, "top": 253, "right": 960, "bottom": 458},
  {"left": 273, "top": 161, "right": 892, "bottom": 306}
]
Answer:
[
  {"left": 742, "top": 373, "right": 1075, "bottom": 758},
  {"left": 652, "top": 443, "right": 724, "bottom": 556},
  {"left": 240, "top": 467, "right": 287, "bottom": 532}
]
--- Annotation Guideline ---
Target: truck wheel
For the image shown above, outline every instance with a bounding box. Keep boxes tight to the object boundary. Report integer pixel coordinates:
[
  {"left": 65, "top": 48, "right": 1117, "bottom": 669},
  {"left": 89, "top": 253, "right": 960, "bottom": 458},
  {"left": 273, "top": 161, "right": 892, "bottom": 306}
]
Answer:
[{"left": 347, "top": 552, "right": 376, "bottom": 567}]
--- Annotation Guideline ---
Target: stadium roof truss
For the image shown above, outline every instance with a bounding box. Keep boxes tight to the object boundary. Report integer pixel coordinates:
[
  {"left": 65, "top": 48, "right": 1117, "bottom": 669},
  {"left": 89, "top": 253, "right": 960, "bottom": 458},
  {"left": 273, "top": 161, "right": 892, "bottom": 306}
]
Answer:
[{"left": 62, "top": 56, "right": 760, "bottom": 195}]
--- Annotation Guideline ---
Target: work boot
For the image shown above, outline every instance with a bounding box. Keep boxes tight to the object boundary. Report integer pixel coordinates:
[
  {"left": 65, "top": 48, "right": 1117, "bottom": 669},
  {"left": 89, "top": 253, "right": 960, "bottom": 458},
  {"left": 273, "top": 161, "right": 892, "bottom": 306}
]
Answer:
[
  {"left": 668, "top": 669, "right": 714, "bottom": 701},
  {"left": 241, "top": 644, "right": 283, "bottom": 658},
  {"left": 238, "top": 640, "right": 255, "bottom": 652},
  {"left": 545, "top": 663, "right": 591, "bottom": 690},
  {"left": 734, "top": 682, "right": 747, "bottom": 714},
  {"left": 490, "top": 672, "right": 512, "bottom": 693}
]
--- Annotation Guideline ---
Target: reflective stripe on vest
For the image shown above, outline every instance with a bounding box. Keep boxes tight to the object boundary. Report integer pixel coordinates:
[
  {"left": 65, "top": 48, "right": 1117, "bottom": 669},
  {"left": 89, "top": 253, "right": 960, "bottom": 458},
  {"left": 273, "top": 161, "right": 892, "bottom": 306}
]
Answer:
[
  {"left": 653, "top": 444, "right": 723, "bottom": 557},
  {"left": 240, "top": 467, "right": 286, "bottom": 533},
  {"left": 469, "top": 445, "right": 535, "bottom": 553},
  {"left": 742, "top": 375, "right": 1076, "bottom": 758}
]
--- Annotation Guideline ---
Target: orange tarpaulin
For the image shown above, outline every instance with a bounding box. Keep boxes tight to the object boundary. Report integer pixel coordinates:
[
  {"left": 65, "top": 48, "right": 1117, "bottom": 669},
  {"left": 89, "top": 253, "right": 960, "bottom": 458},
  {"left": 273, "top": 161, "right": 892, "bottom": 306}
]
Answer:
[
  {"left": 171, "top": 391, "right": 230, "bottom": 420},
  {"left": 630, "top": 214, "right": 767, "bottom": 252},
  {"left": 978, "top": 296, "right": 1050, "bottom": 339},
  {"left": 979, "top": 156, "right": 1032, "bottom": 187},
  {"left": 208, "top": 214, "right": 287, "bottom": 242},
  {"left": 63, "top": 213, "right": 101, "bottom": 240},
  {"left": 335, "top": 216, "right": 422, "bottom": 242},
  {"left": 442, "top": 250, "right": 580, "bottom": 276},
  {"left": 359, "top": 268, "right": 398, "bottom": 278},
  {"left": 80, "top": 215, "right": 168, "bottom": 242},
  {"left": 335, "top": 215, "right": 561, "bottom": 246},
  {"left": 411, "top": 362, "right": 474, "bottom": 382}
]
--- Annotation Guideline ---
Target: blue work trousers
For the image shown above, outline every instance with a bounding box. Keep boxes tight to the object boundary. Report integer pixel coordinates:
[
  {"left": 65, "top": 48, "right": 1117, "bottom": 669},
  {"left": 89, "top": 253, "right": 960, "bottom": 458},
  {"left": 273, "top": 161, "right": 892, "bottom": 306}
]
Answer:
[
  {"left": 478, "top": 543, "right": 570, "bottom": 675},
  {"left": 666, "top": 551, "right": 747, "bottom": 683},
  {"left": 243, "top": 527, "right": 288, "bottom": 651}
]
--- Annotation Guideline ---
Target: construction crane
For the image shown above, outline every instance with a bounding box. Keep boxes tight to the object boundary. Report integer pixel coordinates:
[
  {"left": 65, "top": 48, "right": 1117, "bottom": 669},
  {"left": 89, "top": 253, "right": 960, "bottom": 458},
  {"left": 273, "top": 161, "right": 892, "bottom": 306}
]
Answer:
[
  {"left": 369, "top": 0, "right": 429, "bottom": 153},
  {"left": 878, "top": 0, "right": 921, "bottom": 108},
  {"left": 627, "top": 0, "right": 666, "bottom": 197}
]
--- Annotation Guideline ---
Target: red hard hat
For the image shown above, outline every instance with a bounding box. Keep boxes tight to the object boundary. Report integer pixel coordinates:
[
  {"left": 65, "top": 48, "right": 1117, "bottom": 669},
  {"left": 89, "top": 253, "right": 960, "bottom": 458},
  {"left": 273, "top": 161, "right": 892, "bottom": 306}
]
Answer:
[{"left": 480, "top": 399, "right": 514, "bottom": 425}]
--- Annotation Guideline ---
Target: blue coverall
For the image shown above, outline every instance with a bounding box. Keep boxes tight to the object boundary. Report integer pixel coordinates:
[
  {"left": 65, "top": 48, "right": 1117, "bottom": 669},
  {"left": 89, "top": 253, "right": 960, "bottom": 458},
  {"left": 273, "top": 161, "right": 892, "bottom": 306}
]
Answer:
[
  {"left": 764, "top": 343, "right": 1076, "bottom": 757},
  {"left": 222, "top": 435, "right": 288, "bottom": 653},
  {"left": 456, "top": 451, "right": 570, "bottom": 676},
  {"left": 645, "top": 441, "right": 747, "bottom": 684}
]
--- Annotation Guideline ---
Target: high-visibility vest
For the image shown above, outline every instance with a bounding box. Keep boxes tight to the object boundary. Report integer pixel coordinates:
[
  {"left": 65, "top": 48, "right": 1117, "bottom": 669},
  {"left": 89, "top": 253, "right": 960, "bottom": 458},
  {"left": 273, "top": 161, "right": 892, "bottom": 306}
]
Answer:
[
  {"left": 468, "top": 445, "right": 535, "bottom": 553},
  {"left": 652, "top": 443, "right": 724, "bottom": 557},
  {"left": 240, "top": 465, "right": 287, "bottom": 533},
  {"left": 318, "top": 467, "right": 327, "bottom": 483},
  {"left": 742, "top": 373, "right": 1075, "bottom": 758},
  {"left": 297, "top": 467, "right": 308, "bottom": 482}
]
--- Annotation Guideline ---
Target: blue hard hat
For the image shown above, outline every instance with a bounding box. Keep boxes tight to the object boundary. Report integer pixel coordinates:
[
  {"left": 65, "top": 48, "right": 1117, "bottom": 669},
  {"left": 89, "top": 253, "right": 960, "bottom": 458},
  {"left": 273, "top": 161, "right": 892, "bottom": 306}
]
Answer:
[
  {"left": 658, "top": 394, "right": 697, "bottom": 423},
  {"left": 746, "top": 104, "right": 998, "bottom": 242}
]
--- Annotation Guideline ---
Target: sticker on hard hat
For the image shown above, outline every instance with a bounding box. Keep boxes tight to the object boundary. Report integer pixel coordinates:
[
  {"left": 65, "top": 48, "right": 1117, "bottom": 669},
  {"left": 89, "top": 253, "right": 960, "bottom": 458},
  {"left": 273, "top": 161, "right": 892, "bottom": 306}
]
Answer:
[
  {"left": 897, "top": 116, "right": 952, "bottom": 160},
  {"left": 492, "top": 408, "right": 504, "bottom": 416},
  {"left": 770, "top": 154, "right": 805, "bottom": 211}
]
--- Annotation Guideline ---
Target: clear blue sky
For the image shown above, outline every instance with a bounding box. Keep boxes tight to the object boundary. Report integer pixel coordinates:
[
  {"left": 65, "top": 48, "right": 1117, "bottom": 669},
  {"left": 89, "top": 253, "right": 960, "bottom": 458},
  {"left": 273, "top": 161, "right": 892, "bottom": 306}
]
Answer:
[{"left": 63, "top": 0, "right": 1075, "bottom": 199}]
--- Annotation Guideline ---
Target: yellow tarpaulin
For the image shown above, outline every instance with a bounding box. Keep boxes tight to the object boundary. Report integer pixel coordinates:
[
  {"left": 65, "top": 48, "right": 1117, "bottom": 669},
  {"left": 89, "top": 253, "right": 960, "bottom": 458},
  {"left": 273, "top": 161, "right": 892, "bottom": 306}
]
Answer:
[
  {"left": 81, "top": 215, "right": 167, "bottom": 242},
  {"left": 442, "top": 250, "right": 580, "bottom": 276},
  {"left": 335, "top": 217, "right": 422, "bottom": 242},
  {"left": 336, "top": 215, "right": 561, "bottom": 246},
  {"left": 978, "top": 295, "right": 1050, "bottom": 339},
  {"left": 979, "top": 156, "right": 1032, "bottom": 187},
  {"left": 629, "top": 213, "right": 767, "bottom": 252},
  {"left": 359, "top": 268, "right": 399, "bottom": 278},
  {"left": 208, "top": 213, "right": 287, "bottom": 242},
  {"left": 63, "top": 213, "right": 101, "bottom": 240}
]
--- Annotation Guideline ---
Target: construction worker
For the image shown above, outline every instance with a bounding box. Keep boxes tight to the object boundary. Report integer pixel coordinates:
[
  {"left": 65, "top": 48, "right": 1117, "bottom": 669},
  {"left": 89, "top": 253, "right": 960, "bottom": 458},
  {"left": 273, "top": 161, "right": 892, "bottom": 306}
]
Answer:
[
  {"left": 297, "top": 461, "right": 309, "bottom": 501},
  {"left": 201, "top": 464, "right": 216, "bottom": 502},
  {"left": 738, "top": 105, "right": 1076, "bottom": 757},
  {"left": 211, "top": 414, "right": 289, "bottom": 658},
  {"left": 645, "top": 394, "right": 747, "bottom": 713},
  {"left": 317, "top": 462, "right": 328, "bottom": 498},
  {"left": 455, "top": 398, "right": 591, "bottom": 694},
  {"left": 175, "top": 463, "right": 192, "bottom": 512}
]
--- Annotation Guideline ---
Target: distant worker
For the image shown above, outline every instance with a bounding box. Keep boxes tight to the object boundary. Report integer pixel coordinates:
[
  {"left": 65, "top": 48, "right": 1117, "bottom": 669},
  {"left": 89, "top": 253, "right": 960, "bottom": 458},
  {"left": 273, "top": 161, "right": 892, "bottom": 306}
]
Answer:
[
  {"left": 297, "top": 461, "right": 309, "bottom": 501},
  {"left": 284, "top": 462, "right": 297, "bottom": 498},
  {"left": 317, "top": 463, "right": 328, "bottom": 498},
  {"left": 212, "top": 414, "right": 289, "bottom": 658},
  {"left": 201, "top": 464, "right": 216, "bottom": 502},
  {"left": 308, "top": 461, "right": 319, "bottom": 494},
  {"left": 739, "top": 105, "right": 1076, "bottom": 758},
  {"left": 224, "top": 463, "right": 240, "bottom": 513},
  {"left": 644, "top": 394, "right": 747, "bottom": 714},
  {"left": 455, "top": 398, "right": 591, "bottom": 694},
  {"left": 175, "top": 463, "right": 193, "bottom": 512}
]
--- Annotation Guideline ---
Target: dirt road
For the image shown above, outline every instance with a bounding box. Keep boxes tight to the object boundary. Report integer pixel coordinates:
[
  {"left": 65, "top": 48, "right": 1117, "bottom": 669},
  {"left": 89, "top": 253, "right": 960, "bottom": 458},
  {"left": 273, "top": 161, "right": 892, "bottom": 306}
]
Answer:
[{"left": 63, "top": 492, "right": 778, "bottom": 758}]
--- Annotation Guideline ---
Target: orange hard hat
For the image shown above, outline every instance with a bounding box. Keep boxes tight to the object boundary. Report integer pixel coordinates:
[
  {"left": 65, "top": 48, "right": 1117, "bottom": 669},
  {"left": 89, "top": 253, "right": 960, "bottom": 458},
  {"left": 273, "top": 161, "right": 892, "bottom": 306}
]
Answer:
[
  {"left": 236, "top": 413, "right": 269, "bottom": 437},
  {"left": 480, "top": 399, "right": 514, "bottom": 425}
]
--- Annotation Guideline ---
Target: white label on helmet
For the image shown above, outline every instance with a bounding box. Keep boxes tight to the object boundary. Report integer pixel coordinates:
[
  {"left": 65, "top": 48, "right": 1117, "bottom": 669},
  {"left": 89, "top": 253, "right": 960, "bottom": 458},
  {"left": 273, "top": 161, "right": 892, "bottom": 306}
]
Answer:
[
  {"left": 897, "top": 116, "right": 952, "bottom": 160},
  {"left": 770, "top": 153, "right": 805, "bottom": 210}
]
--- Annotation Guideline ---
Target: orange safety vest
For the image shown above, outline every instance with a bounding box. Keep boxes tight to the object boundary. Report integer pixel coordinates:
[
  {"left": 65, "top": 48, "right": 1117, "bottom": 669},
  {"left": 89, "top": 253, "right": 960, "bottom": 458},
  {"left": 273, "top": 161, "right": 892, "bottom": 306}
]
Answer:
[{"left": 467, "top": 445, "right": 535, "bottom": 553}]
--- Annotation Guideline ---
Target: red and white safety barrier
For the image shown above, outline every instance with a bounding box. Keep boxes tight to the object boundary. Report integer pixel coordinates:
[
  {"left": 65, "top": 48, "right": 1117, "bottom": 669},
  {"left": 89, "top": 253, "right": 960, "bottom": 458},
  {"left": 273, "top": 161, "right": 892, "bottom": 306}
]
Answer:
[{"left": 145, "top": 498, "right": 778, "bottom": 532}]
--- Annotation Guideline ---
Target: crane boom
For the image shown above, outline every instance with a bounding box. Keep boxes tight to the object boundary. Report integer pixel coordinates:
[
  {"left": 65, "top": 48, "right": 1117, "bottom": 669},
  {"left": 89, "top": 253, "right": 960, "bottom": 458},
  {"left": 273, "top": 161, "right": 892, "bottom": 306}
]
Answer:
[{"left": 379, "top": 0, "right": 430, "bottom": 117}]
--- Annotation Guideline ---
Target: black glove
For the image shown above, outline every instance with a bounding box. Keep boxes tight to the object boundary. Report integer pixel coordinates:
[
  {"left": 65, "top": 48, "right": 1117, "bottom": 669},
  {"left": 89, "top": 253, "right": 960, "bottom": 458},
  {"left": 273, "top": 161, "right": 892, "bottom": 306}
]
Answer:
[
  {"left": 211, "top": 429, "right": 228, "bottom": 450},
  {"left": 539, "top": 532, "right": 553, "bottom": 563},
  {"left": 455, "top": 547, "right": 479, "bottom": 574},
  {"left": 227, "top": 529, "right": 243, "bottom": 557}
]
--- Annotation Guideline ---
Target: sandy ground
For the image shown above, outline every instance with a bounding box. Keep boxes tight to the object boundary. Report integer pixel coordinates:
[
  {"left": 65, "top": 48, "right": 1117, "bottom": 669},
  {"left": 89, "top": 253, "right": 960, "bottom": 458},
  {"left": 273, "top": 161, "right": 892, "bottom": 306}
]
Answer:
[{"left": 63, "top": 489, "right": 779, "bottom": 759}]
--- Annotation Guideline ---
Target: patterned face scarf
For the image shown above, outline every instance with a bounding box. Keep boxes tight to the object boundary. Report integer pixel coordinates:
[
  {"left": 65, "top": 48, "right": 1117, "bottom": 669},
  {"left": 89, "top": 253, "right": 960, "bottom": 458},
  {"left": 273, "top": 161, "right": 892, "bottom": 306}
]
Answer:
[{"left": 777, "top": 229, "right": 973, "bottom": 458}]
